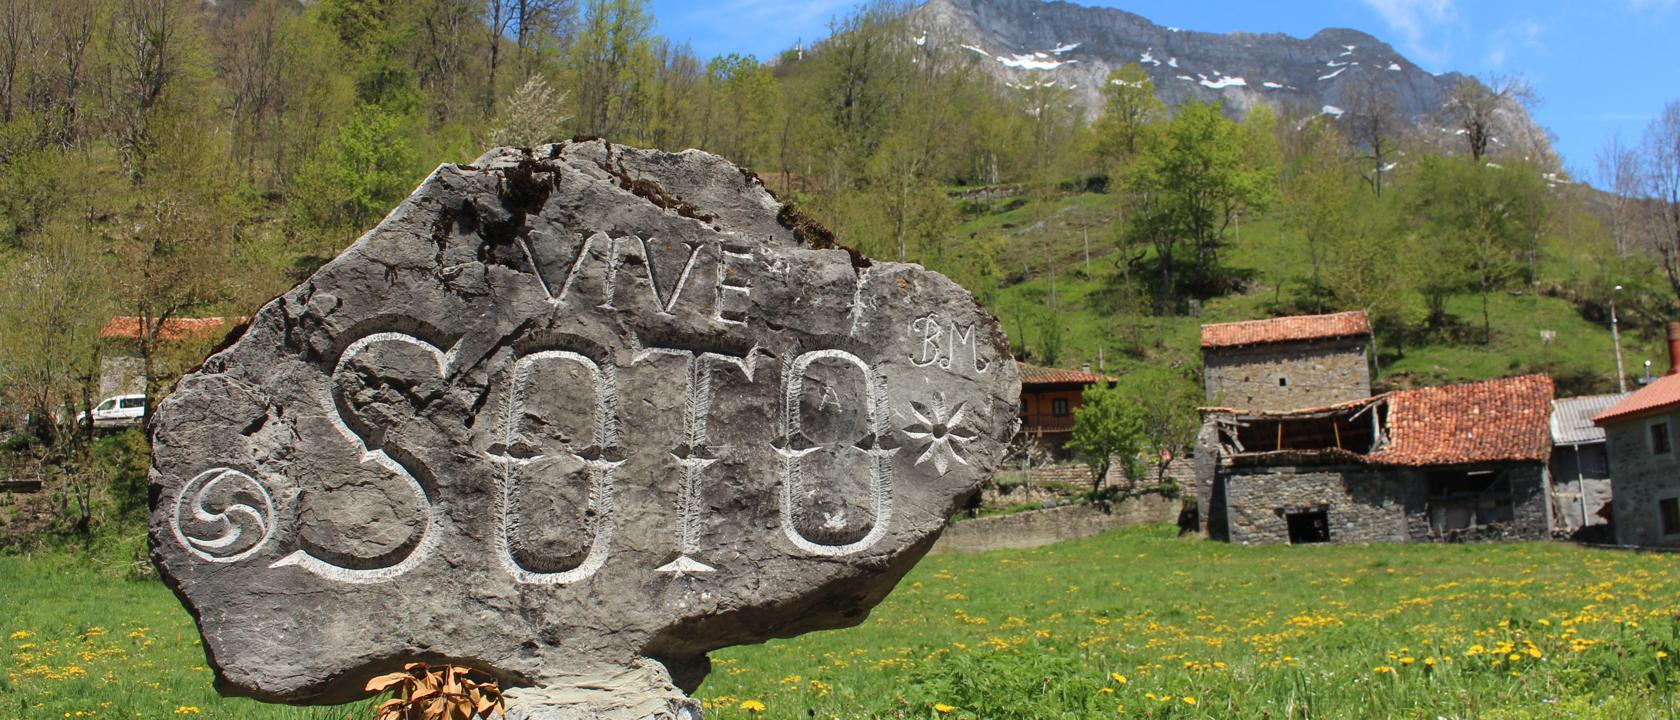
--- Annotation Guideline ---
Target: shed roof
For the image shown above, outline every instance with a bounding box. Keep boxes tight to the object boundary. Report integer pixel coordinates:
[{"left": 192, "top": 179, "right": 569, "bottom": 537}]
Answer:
[
  {"left": 1552, "top": 393, "right": 1627, "bottom": 445},
  {"left": 1200, "top": 311, "right": 1370, "bottom": 349},
  {"left": 1367, "top": 374, "right": 1555, "bottom": 467},
  {"left": 99, "top": 316, "right": 232, "bottom": 342},
  {"left": 1594, "top": 374, "right": 1680, "bottom": 426}
]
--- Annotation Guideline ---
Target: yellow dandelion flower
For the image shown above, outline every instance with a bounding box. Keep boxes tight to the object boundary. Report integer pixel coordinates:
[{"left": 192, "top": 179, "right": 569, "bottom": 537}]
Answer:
[
  {"left": 173, "top": 708, "right": 202, "bottom": 715},
  {"left": 934, "top": 703, "right": 957, "bottom": 714},
  {"left": 1660, "top": 651, "right": 1670, "bottom": 659},
  {"left": 1372, "top": 666, "right": 1395, "bottom": 675},
  {"left": 1110, "top": 672, "right": 1128, "bottom": 685},
  {"left": 8, "top": 630, "right": 30, "bottom": 640},
  {"left": 1399, "top": 657, "right": 1415, "bottom": 666},
  {"left": 1183, "top": 697, "right": 1198, "bottom": 706},
  {"left": 1099, "top": 687, "right": 1114, "bottom": 695},
  {"left": 739, "top": 700, "right": 766, "bottom": 713}
]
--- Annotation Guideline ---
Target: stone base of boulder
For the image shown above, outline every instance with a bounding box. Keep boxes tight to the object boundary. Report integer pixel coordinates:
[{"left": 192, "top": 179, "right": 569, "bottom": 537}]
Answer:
[{"left": 502, "top": 659, "right": 701, "bottom": 720}]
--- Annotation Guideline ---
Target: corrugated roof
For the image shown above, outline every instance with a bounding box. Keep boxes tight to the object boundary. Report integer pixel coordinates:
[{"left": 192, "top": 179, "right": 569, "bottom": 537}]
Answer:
[
  {"left": 1368, "top": 374, "right": 1555, "bottom": 467},
  {"left": 99, "top": 316, "right": 231, "bottom": 342},
  {"left": 1552, "top": 393, "right": 1628, "bottom": 445},
  {"left": 1594, "top": 374, "right": 1680, "bottom": 426},
  {"left": 1017, "top": 362, "right": 1110, "bottom": 386},
  {"left": 1200, "top": 311, "right": 1370, "bottom": 349}
]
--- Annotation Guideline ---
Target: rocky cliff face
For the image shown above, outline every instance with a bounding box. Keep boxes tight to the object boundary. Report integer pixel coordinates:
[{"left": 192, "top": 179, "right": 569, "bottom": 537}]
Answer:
[{"left": 911, "top": 0, "right": 1551, "bottom": 160}]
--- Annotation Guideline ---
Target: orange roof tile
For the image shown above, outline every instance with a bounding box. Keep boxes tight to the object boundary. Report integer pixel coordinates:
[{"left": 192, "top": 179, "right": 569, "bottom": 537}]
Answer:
[
  {"left": 1200, "top": 311, "right": 1371, "bottom": 349},
  {"left": 1593, "top": 373, "right": 1680, "bottom": 426},
  {"left": 99, "top": 316, "right": 231, "bottom": 342},
  {"left": 1017, "top": 362, "right": 1110, "bottom": 386},
  {"left": 1368, "top": 374, "right": 1555, "bottom": 467}
]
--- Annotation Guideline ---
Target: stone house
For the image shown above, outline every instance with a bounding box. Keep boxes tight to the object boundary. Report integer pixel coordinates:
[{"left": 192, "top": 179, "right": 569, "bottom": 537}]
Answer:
[
  {"left": 1593, "top": 323, "right": 1680, "bottom": 548},
  {"left": 1201, "top": 310, "right": 1372, "bottom": 413},
  {"left": 1199, "top": 374, "right": 1556, "bottom": 545},
  {"left": 1550, "top": 393, "right": 1624, "bottom": 537},
  {"left": 97, "top": 316, "right": 232, "bottom": 398},
  {"left": 1016, "top": 362, "right": 1112, "bottom": 460}
]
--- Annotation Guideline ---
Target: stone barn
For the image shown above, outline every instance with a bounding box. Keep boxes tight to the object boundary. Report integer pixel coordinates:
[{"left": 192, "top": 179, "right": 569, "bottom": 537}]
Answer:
[
  {"left": 1201, "top": 374, "right": 1556, "bottom": 545},
  {"left": 1200, "top": 310, "right": 1372, "bottom": 412},
  {"left": 1594, "top": 323, "right": 1680, "bottom": 548}
]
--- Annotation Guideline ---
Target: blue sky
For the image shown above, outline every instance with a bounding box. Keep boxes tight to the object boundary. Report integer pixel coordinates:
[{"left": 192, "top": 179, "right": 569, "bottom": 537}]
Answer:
[{"left": 647, "top": 0, "right": 1680, "bottom": 183}]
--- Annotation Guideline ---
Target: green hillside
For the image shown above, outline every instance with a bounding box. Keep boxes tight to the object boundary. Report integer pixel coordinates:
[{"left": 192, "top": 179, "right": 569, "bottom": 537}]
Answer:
[{"left": 950, "top": 187, "right": 1664, "bottom": 397}]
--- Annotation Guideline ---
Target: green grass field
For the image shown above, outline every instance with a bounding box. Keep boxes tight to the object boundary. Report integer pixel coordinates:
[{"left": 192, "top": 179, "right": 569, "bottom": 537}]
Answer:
[{"left": 5, "top": 526, "right": 1680, "bottom": 719}]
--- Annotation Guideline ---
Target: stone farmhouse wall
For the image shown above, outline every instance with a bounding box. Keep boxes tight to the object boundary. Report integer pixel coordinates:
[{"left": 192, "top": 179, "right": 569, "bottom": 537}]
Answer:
[
  {"left": 930, "top": 494, "right": 1182, "bottom": 554},
  {"left": 1605, "top": 411, "right": 1680, "bottom": 548},
  {"left": 1203, "top": 337, "right": 1370, "bottom": 412},
  {"left": 1218, "top": 461, "right": 1550, "bottom": 545}
]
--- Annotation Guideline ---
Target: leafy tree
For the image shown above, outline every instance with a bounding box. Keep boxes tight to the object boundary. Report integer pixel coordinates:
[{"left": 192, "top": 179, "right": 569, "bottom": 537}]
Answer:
[
  {"left": 290, "top": 104, "right": 421, "bottom": 242},
  {"left": 1092, "top": 63, "right": 1164, "bottom": 169},
  {"left": 1067, "top": 383, "right": 1145, "bottom": 498},
  {"left": 0, "top": 226, "right": 107, "bottom": 444},
  {"left": 568, "top": 0, "right": 654, "bottom": 139},
  {"left": 108, "top": 193, "right": 235, "bottom": 422},
  {"left": 1281, "top": 117, "right": 1354, "bottom": 306},
  {"left": 1123, "top": 102, "right": 1277, "bottom": 307},
  {"left": 1408, "top": 155, "right": 1547, "bottom": 342}
]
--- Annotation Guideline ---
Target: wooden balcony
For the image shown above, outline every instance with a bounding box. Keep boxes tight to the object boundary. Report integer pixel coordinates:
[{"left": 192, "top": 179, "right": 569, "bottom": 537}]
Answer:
[{"left": 1019, "top": 414, "right": 1074, "bottom": 435}]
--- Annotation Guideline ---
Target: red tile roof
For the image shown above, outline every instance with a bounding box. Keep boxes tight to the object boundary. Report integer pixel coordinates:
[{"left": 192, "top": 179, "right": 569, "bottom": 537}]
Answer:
[
  {"left": 1593, "top": 373, "right": 1680, "bottom": 426},
  {"left": 99, "top": 316, "right": 232, "bottom": 342},
  {"left": 1200, "top": 311, "right": 1371, "bottom": 349},
  {"left": 1368, "top": 374, "right": 1555, "bottom": 467},
  {"left": 1017, "top": 362, "right": 1110, "bottom": 386}
]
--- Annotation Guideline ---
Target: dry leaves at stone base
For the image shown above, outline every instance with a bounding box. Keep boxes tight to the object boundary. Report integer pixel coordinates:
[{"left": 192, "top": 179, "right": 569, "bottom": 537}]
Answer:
[{"left": 365, "top": 662, "right": 506, "bottom": 719}]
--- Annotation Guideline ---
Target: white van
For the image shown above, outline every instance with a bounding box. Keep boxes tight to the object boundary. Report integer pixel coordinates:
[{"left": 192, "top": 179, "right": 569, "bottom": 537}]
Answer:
[{"left": 79, "top": 394, "right": 147, "bottom": 429}]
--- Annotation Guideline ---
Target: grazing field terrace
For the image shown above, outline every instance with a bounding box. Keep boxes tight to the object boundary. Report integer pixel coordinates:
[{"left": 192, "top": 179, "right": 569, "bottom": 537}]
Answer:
[{"left": 3, "top": 525, "right": 1678, "bottom": 719}]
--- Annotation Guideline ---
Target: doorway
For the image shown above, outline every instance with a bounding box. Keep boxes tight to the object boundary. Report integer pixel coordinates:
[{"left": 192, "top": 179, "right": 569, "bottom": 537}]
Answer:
[{"left": 1286, "top": 509, "right": 1330, "bottom": 544}]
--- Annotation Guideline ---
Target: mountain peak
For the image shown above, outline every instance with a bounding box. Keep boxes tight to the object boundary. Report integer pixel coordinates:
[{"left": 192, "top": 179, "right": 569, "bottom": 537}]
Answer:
[{"left": 910, "top": 0, "right": 1547, "bottom": 159}]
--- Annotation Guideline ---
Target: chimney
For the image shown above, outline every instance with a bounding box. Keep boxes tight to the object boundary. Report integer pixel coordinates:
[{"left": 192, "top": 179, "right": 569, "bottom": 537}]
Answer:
[
  {"left": 1668, "top": 322, "right": 1680, "bottom": 376},
  {"left": 1082, "top": 362, "right": 1092, "bottom": 374}
]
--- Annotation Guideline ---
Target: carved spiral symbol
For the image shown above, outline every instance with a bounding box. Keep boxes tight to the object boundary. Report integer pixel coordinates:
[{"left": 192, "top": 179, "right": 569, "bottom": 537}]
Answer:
[{"left": 172, "top": 469, "right": 276, "bottom": 563}]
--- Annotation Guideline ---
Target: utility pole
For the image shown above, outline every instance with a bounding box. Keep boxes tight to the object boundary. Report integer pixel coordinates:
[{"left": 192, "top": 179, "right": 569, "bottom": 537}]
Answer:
[
  {"left": 1083, "top": 227, "right": 1091, "bottom": 277},
  {"left": 1611, "top": 285, "right": 1627, "bottom": 393}
]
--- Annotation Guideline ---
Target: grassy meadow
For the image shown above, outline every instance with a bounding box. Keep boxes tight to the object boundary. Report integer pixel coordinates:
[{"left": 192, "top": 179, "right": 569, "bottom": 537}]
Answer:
[{"left": 4, "top": 525, "right": 1680, "bottom": 719}]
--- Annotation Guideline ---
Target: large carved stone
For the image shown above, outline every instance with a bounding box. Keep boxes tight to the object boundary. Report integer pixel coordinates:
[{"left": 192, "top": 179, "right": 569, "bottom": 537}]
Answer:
[{"left": 149, "top": 141, "right": 1019, "bottom": 717}]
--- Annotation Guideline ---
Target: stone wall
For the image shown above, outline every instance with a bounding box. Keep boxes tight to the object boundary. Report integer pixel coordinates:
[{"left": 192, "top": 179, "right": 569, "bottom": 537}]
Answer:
[
  {"left": 1220, "top": 461, "right": 1551, "bottom": 545},
  {"left": 930, "top": 493, "right": 1183, "bottom": 554},
  {"left": 1605, "top": 413, "right": 1680, "bottom": 548},
  {"left": 1203, "top": 337, "right": 1370, "bottom": 412}
]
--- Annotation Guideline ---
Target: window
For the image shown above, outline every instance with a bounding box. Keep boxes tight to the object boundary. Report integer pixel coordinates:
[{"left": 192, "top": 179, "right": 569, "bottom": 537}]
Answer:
[
  {"left": 1278, "top": 377, "right": 1289, "bottom": 387},
  {"left": 95, "top": 399, "right": 116, "bottom": 411},
  {"left": 1662, "top": 498, "right": 1680, "bottom": 536},
  {"left": 118, "top": 397, "right": 146, "bottom": 409},
  {"left": 1051, "top": 398, "right": 1070, "bottom": 417},
  {"left": 1653, "top": 422, "right": 1672, "bottom": 455}
]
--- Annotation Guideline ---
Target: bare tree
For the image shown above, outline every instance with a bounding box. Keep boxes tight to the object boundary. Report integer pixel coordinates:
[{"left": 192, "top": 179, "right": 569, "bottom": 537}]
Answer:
[
  {"left": 112, "top": 0, "right": 187, "bottom": 181},
  {"left": 1645, "top": 101, "right": 1680, "bottom": 301},
  {"left": 1597, "top": 133, "right": 1641, "bottom": 256},
  {"left": 1344, "top": 74, "right": 1400, "bottom": 197},
  {"left": 1446, "top": 75, "right": 1535, "bottom": 162}
]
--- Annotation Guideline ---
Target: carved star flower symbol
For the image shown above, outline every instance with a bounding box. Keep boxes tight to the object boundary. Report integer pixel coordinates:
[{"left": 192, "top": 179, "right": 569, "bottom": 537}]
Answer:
[{"left": 903, "top": 394, "right": 979, "bottom": 476}]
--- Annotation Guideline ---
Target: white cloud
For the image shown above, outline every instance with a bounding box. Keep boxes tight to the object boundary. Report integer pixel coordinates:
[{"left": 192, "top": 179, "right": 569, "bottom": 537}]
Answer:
[
  {"left": 1357, "top": 0, "right": 1458, "bottom": 65},
  {"left": 1486, "top": 18, "right": 1543, "bottom": 68}
]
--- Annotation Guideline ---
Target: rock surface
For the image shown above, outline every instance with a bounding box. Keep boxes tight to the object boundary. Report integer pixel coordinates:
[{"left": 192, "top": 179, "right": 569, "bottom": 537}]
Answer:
[
  {"left": 910, "top": 0, "right": 1553, "bottom": 163},
  {"left": 148, "top": 140, "right": 1019, "bottom": 716}
]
